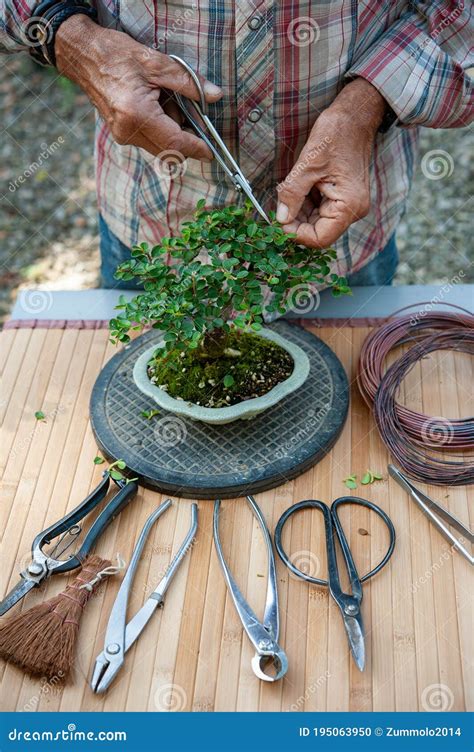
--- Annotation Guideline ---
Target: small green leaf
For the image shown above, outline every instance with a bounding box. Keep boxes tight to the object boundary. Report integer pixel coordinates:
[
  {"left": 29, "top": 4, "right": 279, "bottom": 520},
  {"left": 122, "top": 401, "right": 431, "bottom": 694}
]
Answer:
[
  {"left": 223, "top": 374, "right": 235, "bottom": 387},
  {"left": 109, "top": 459, "right": 126, "bottom": 472},
  {"left": 344, "top": 478, "right": 357, "bottom": 490},
  {"left": 34, "top": 411, "right": 46, "bottom": 422},
  {"left": 371, "top": 470, "right": 383, "bottom": 481},
  {"left": 93, "top": 456, "right": 105, "bottom": 465},
  {"left": 141, "top": 409, "right": 160, "bottom": 420},
  {"left": 109, "top": 469, "right": 125, "bottom": 481},
  {"left": 343, "top": 474, "right": 357, "bottom": 489},
  {"left": 361, "top": 472, "right": 372, "bottom": 485}
]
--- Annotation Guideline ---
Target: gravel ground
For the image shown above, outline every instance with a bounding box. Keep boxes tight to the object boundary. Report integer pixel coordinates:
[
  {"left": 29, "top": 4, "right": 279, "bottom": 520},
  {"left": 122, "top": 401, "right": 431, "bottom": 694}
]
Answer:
[{"left": 0, "top": 55, "right": 472, "bottom": 322}]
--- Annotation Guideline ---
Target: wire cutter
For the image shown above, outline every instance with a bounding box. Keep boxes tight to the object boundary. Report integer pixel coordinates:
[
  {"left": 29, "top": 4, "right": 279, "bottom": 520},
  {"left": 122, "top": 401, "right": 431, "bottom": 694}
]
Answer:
[
  {"left": 91, "top": 499, "right": 198, "bottom": 693},
  {"left": 168, "top": 54, "right": 271, "bottom": 224},
  {"left": 213, "top": 496, "right": 288, "bottom": 682},
  {"left": 275, "top": 497, "right": 396, "bottom": 671},
  {"left": 0, "top": 473, "right": 138, "bottom": 617},
  {"left": 389, "top": 464, "right": 473, "bottom": 565}
]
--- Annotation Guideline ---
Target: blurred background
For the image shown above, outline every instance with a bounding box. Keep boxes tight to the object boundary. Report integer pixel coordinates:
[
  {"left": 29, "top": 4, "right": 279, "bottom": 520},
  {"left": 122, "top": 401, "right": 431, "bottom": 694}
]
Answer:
[{"left": 1, "top": 55, "right": 473, "bottom": 323}]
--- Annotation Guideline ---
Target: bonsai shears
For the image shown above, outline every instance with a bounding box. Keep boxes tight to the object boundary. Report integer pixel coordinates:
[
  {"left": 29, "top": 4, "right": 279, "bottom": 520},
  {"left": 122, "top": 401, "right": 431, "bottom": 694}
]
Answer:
[
  {"left": 275, "top": 497, "right": 396, "bottom": 671},
  {"left": 168, "top": 54, "right": 271, "bottom": 224},
  {"left": 0, "top": 472, "right": 138, "bottom": 617},
  {"left": 213, "top": 496, "right": 288, "bottom": 682},
  {"left": 91, "top": 499, "right": 197, "bottom": 693}
]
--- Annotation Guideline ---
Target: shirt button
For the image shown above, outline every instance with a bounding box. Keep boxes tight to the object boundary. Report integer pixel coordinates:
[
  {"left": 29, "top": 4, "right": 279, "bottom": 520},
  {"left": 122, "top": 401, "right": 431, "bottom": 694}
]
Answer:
[
  {"left": 248, "top": 16, "right": 262, "bottom": 30},
  {"left": 248, "top": 108, "right": 262, "bottom": 123}
]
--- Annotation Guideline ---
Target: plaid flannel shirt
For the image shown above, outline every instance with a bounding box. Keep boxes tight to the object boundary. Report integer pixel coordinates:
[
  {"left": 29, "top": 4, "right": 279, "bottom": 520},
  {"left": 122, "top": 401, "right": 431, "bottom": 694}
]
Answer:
[{"left": 1, "top": 1, "right": 473, "bottom": 278}]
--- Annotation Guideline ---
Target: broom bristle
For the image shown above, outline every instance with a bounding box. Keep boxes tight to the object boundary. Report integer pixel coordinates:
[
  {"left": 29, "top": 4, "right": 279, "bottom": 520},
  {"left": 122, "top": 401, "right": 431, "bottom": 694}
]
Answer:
[{"left": 0, "top": 555, "right": 110, "bottom": 681}]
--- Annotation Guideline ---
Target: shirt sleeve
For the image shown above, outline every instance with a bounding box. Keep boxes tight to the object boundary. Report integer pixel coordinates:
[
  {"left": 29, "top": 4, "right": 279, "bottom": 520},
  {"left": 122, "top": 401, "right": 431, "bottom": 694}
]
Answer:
[
  {"left": 0, "top": 0, "right": 41, "bottom": 53},
  {"left": 346, "top": 1, "right": 474, "bottom": 128}
]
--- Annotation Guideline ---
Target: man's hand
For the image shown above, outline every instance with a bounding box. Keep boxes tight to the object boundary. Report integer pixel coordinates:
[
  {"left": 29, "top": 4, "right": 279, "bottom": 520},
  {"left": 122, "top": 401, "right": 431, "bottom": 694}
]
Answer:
[
  {"left": 276, "top": 78, "right": 386, "bottom": 248},
  {"left": 55, "top": 16, "right": 223, "bottom": 160}
]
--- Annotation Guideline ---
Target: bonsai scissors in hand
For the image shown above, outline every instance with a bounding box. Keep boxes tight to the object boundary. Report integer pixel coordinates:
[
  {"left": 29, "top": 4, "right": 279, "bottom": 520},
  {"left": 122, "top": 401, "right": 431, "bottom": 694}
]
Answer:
[
  {"left": 214, "top": 496, "right": 288, "bottom": 682},
  {"left": 0, "top": 472, "right": 138, "bottom": 617},
  {"left": 275, "top": 497, "right": 396, "bottom": 671},
  {"left": 168, "top": 54, "right": 271, "bottom": 224}
]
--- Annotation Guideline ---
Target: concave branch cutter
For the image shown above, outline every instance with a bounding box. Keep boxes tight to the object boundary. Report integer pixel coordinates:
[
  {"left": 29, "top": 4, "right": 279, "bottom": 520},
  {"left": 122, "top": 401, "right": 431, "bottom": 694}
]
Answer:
[
  {"left": 168, "top": 54, "right": 271, "bottom": 224},
  {"left": 213, "top": 496, "right": 288, "bottom": 682},
  {"left": 91, "top": 500, "right": 198, "bottom": 693},
  {"left": 0, "top": 472, "right": 138, "bottom": 617}
]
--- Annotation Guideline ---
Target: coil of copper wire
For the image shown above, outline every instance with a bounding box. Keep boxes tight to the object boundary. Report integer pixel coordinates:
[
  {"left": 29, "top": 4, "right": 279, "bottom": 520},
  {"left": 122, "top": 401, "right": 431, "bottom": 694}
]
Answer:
[{"left": 357, "top": 305, "right": 474, "bottom": 485}]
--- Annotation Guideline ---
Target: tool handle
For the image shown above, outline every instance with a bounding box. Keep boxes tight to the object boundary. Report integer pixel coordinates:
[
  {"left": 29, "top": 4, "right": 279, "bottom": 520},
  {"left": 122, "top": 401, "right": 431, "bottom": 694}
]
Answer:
[
  {"left": 32, "top": 474, "right": 111, "bottom": 552},
  {"left": 332, "top": 497, "right": 396, "bottom": 584},
  {"left": 54, "top": 481, "right": 139, "bottom": 573}
]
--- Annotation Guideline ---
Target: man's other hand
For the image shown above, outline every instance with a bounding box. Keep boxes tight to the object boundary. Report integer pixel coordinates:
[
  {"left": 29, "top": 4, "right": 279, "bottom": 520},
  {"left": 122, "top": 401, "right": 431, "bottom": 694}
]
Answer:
[{"left": 276, "top": 78, "right": 386, "bottom": 248}]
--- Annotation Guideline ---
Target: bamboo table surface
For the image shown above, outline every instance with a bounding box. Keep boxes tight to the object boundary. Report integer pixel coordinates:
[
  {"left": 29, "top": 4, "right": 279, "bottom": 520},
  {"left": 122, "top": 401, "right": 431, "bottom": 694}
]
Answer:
[{"left": 0, "top": 323, "right": 472, "bottom": 713}]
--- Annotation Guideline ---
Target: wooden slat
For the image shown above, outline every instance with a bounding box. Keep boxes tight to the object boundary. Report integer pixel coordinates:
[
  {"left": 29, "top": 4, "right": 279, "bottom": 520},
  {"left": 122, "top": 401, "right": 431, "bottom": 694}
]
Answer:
[{"left": 0, "top": 326, "right": 471, "bottom": 712}]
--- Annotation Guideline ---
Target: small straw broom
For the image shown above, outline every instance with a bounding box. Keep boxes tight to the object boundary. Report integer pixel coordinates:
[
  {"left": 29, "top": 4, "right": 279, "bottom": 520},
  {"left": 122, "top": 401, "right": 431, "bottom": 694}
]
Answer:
[{"left": 0, "top": 555, "right": 114, "bottom": 681}]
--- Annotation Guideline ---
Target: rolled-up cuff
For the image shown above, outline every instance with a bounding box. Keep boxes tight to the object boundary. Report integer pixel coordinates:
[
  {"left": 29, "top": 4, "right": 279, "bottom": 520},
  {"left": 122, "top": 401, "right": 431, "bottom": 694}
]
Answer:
[{"left": 346, "top": 15, "right": 472, "bottom": 128}]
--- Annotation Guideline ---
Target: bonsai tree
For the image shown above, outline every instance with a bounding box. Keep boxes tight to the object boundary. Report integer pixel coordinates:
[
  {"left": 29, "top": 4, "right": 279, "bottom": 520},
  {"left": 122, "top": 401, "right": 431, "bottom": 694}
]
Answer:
[
  {"left": 109, "top": 200, "right": 349, "bottom": 407},
  {"left": 110, "top": 199, "right": 348, "bottom": 348}
]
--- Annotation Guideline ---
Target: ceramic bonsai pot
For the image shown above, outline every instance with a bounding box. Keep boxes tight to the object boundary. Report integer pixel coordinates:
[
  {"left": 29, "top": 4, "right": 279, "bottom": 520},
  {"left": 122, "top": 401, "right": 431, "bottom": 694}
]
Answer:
[{"left": 133, "top": 327, "right": 310, "bottom": 425}]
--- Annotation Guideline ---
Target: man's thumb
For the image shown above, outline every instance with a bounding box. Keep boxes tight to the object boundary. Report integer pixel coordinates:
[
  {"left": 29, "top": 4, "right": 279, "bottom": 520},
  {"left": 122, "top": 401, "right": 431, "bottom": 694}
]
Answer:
[{"left": 276, "top": 164, "right": 316, "bottom": 224}]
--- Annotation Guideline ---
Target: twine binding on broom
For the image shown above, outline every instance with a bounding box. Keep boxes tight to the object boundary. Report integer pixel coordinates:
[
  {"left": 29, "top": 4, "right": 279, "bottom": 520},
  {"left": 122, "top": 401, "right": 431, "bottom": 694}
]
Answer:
[{"left": 0, "top": 554, "right": 124, "bottom": 681}]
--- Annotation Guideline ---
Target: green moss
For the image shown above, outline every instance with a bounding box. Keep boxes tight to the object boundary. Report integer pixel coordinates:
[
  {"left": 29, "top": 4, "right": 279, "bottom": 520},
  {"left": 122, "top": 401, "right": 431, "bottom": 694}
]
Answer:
[{"left": 148, "top": 329, "right": 293, "bottom": 408}]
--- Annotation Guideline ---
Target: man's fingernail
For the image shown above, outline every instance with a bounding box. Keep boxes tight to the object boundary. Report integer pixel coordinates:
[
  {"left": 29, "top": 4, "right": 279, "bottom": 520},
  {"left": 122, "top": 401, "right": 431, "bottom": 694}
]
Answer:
[
  {"left": 203, "top": 81, "right": 222, "bottom": 98},
  {"left": 276, "top": 203, "right": 289, "bottom": 223}
]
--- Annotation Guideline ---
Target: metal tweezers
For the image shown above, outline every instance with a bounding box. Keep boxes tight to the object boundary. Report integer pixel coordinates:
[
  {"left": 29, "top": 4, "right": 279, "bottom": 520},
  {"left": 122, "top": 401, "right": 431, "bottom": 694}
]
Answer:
[
  {"left": 168, "top": 55, "right": 271, "bottom": 224},
  {"left": 389, "top": 465, "right": 473, "bottom": 565},
  {"left": 214, "top": 496, "right": 288, "bottom": 682},
  {"left": 91, "top": 500, "right": 198, "bottom": 692}
]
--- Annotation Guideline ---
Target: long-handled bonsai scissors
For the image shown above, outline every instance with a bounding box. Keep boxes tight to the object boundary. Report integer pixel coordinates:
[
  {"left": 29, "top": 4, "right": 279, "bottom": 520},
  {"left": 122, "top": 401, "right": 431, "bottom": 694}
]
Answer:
[
  {"left": 213, "top": 496, "right": 288, "bottom": 682},
  {"left": 275, "top": 497, "right": 396, "bottom": 671},
  {"left": 91, "top": 500, "right": 198, "bottom": 693},
  {"left": 168, "top": 54, "right": 271, "bottom": 224},
  {"left": 0, "top": 472, "right": 138, "bottom": 617}
]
